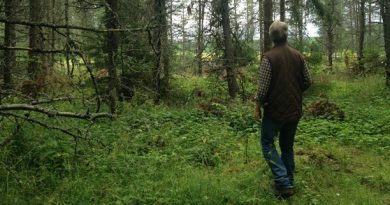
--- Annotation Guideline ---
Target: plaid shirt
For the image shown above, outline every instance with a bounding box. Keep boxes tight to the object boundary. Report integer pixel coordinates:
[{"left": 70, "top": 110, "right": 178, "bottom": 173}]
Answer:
[{"left": 256, "top": 57, "right": 311, "bottom": 104}]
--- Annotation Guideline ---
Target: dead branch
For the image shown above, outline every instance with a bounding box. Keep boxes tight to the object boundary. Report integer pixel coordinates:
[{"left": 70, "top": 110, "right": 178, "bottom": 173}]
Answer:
[
  {"left": 0, "top": 104, "right": 112, "bottom": 121},
  {"left": 30, "top": 96, "right": 75, "bottom": 105},
  {"left": 0, "top": 112, "right": 81, "bottom": 140},
  {"left": 0, "top": 18, "right": 152, "bottom": 33},
  {"left": 0, "top": 45, "right": 81, "bottom": 54}
]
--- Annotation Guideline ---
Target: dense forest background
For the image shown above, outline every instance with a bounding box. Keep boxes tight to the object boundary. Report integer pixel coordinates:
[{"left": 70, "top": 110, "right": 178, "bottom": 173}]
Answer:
[{"left": 0, "top": 0, "right": 389, "bottom": 204}]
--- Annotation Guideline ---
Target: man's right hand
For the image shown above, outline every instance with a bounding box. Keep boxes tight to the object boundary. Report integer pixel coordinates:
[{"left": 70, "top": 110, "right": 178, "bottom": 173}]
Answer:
[{"left": 254, "top": 102, "right": 262, "bottom": 121}]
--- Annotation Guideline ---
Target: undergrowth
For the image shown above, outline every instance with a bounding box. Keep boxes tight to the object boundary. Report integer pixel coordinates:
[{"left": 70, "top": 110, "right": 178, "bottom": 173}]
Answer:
[{"left": 0, "top": 72, "right": 389, "bottom": 204}]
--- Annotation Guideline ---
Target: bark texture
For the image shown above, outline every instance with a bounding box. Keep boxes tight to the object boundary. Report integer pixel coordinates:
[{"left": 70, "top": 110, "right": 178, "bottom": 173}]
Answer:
[
  {"left": 28, "top": 0, "right": 44, "bottom": 80},
  {"left": 221, "top": 0, "right": 238, "bottom": 98},
  {"left": 105, "top": 0, "right": 119, "bottom": 113},
  {"left": 264, "top": 0, "right": 273, "bottom": 52},
  {"left": 381, "top": 0, "right": 390, "bottom": 88},
  {"left": 3, "top": 0, "right": 17, "bottom": 89}
]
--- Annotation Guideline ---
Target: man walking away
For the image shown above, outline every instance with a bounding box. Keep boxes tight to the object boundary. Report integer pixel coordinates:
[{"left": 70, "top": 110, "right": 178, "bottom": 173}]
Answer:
[{"left": 254, "top": 20, "right": 312, "bottom": 199}]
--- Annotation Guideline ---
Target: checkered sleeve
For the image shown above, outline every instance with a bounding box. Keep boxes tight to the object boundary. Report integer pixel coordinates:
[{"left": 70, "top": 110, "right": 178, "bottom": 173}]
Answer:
[
  {"left": 256, "top": 57, "right": 272, "bottom": 104},
  {"left": 302, "top": 60, "right": 312, "bottom": 91}
]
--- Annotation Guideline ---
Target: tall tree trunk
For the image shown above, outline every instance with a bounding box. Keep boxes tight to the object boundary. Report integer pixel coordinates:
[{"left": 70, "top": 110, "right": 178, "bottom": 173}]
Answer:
[
  {"left": 221, "top": 0, "right": 238, "bottom": 98},
  {"left": 28, "top": 0, "right": 44, "bottom": 80},
  {"left": 381, "top": 0, "right": 390, "bottom": 89},
  {"left": 263, "top": 0, "right": 273, "bottom": 52},
  {"left": 259, "top": 0, "right": 264, "bottom": 53},
  {"left": 357, "top": 0, "right": 365, "bottom": 72},
  {"left": 368, "top": 0, "right": 372, "bottom": 46},
  {"left": 161, "top": 0, "right": 170, "bottom": 93},
  {"left": 153, "top": 0, "right": 169, "bottom": 102},
  {"left": 65, "top": 0, "right": 72, "bottom": 77},
  {"left": 233, "top": 0, "right": 239, "bottom": 38},
  {"left": 105, "top": 0, "right": 119, "bottom": 113},
  {"left": 291, "top": 0, "right": 303, "bottom": 50},
  {"left": 181, "top": 5, "right": 186, "bottom": 68},
  {"left": 246, "top": 0, "right": 255, "bottom": 42},
  {"left": 312, "top": 0, "right": 338, "bottom": 70},
  {"left": 298, "top": 10, "right": 303, "bottom": 50},
  {"left": 352, "top": 0, "right": 360, "bottom": 52},
  {"left": 49, "top": 0, "right": 56, "bottom": 68},
  {"left": 348, "top": 0, "right": 355, "bottom": 50},
  {"left": 3, "top": 0, "right": 17, "bottom": 90},
  {"left": 280, "top": 0, "right": 285, "bottom": 21},
  {"left": 326, "top": 27, "right": 334, "bottom": 70},
  {"left": 170, "top": 0, "right": 174, "bottom": 43},
  {"left": 197, "top": 0, "right": 205, "bottom": 75}
]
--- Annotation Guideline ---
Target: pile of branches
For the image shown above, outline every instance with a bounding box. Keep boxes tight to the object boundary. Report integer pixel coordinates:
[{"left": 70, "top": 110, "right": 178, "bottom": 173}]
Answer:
[{"left": 305, "top": 99, "right": 345, "bottom": 120}]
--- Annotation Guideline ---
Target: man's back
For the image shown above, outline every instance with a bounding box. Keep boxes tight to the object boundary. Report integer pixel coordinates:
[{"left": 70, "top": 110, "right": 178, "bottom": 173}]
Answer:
[{"left": 262, "top": 44, "right": 310, "bottom": 122}]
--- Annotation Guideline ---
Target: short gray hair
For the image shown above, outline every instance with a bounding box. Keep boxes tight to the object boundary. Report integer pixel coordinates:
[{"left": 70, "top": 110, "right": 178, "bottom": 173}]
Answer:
[{"left": 269, "top": 20, "right": 288, "bottom": 43}]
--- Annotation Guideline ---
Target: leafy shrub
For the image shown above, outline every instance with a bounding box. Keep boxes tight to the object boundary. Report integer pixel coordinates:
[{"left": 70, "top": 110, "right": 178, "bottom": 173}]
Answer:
[
  {"left": 305, "top": 41, "right": 323, "bottom": 65},
  {"left": 189, "top": 142, "right": 221, "bottom": 167},
  {"left": 363, "top": 50, "right": 386, "bottom": 73},
  {"left": 234, "top": 41, "right": 257, "bottom": 67},
  {"left": 343, "top": 49, "right": 358, "bottom": 72}
]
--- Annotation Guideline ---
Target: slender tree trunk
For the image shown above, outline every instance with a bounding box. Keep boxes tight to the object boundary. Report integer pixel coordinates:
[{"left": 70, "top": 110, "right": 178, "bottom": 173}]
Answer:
[
  {"left": 28, "top": 0, "right": 44, "bottom": 80},
  {"left": 353, "top": 0, "right": 359, "bottom": 52},
  {"left": 312, "top": 0, "right": 338, "bottom": 70},
  {"left": 264, "top": 0, "right": 273, "bottom": 52},
  {"left": 259, "top": 0, "right": 264, "bottom": 53},
  {"left": 153, "top": 0, "right": 169, "bottom": 102},
  {"left": 292, "top": 0, "right": 303, "bottom": 50},
  {"left": 246, "top": 0, "right": 255, "bottom": 42},
  {"left": 380, "top": 0, "right": 390, "bottom": 89},
  {"left": 368, "top": 0, "right": 372, "bottom": 46},
  {"left": 298, "top": 0, "right": 304, "bottom": 49},
  {"left": 357, "top": 0, "right": 365, "bottom": 72},
  {"left": 3, "top": 0, "right": 17, "bottom": 90},
  {"left": 65, "top": 0, "right": 72, "bottom": 77},
  {"left": 161, "top": 0, "right": 170, "bottom": 93},
  {"left": 50, "top": 0, "right": 56, "bottom": 68},
  {"left": 327, "top": 27, "right": 334, "bottom": 70},
  {"left": 197, "top": 0, "right": 205, "bottom": 75},
  {"left": 233, "top": 0, "right": 239, "bottom": 37},
  {"left": 170, "top": 0, "right": 174, "bottom": 43},
  {"left": 181, "top": 6, "right": 186, "bottom": 68},
  {"left": 298, "top": 11, "right": 303, "bottom": 50},
  {"left": 105, "top": 0, "right": 119, "bottom": 113},
  {"left": 349, "top": 0, "right": 355, "bottom": 50},
  {"left": 280, "top": 0, "right": 285, "bottom": 21},
  {"left": 221, "top": 0, "right": 238, "bottom": 98}
]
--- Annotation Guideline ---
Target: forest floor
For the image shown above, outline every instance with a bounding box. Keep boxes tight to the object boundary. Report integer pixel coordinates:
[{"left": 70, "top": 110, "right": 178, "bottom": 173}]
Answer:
[{"left": 1, "top": 71, "right": 389, "bottom": 205}]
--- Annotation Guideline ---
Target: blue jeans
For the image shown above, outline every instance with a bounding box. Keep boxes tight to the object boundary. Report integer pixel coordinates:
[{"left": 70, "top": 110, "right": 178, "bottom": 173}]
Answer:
[{"left": 260, "top": 115, "right": 298, "bottom": 188}]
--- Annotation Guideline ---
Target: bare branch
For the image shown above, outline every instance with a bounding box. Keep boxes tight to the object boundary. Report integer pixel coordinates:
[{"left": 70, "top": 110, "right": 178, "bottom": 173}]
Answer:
[
  {"left": 0, "top": 112, "right": 81, "bottom": 140},
  {"left": 30, "top": 96, "right": 75, "bottom": 105},
  {"left": 0, "top": 104, "right": 112, "bottom": 121},
  {"left": 0, "top": 45, "right": 80, "bottom": 53},
  {"left": 0, "top": 18, "right": 152, "bottom": 33}
]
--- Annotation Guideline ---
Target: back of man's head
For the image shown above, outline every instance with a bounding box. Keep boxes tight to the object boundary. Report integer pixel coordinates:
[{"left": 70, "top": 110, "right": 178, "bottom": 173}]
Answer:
[{"left": 269, "top": 20, "right": 288, "bottom": 44}]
